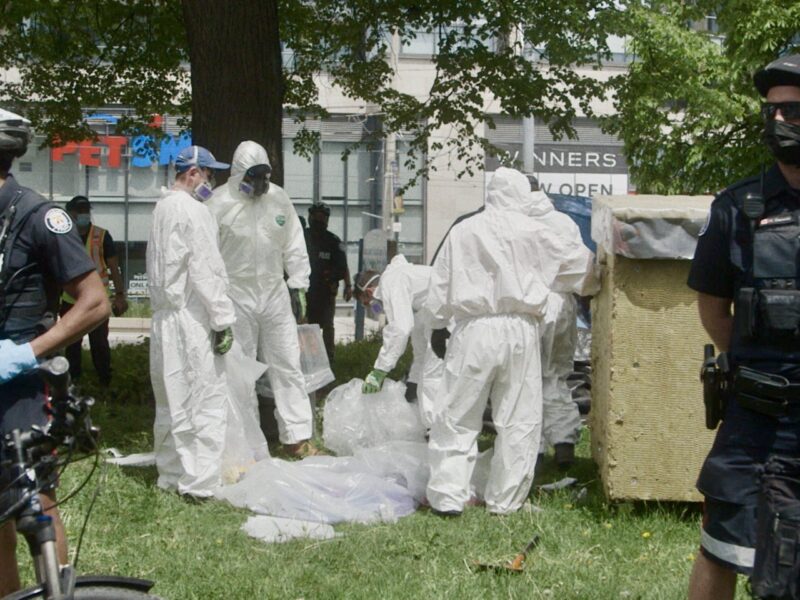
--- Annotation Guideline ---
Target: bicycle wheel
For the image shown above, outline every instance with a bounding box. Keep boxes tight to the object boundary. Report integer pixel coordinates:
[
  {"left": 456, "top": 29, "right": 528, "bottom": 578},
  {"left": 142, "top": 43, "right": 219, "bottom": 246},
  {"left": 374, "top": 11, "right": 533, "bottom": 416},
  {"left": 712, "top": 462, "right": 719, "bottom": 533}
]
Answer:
[
  {"left": 11, "top": 586, "right": 162, "bottom": 599},
  {"left": 72, "top": 587, "right": 162, "bottom": 599}
]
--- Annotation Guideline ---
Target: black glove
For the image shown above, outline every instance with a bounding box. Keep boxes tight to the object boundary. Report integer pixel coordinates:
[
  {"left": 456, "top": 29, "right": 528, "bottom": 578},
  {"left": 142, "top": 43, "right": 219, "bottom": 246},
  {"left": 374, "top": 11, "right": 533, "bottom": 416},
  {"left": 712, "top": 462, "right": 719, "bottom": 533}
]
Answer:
[
  {"left": 404, "top": 381, "right": 418, "bottom": 403},
  {"left": 289, "top": 288, "right": 306, "bottom": 322},
  {"left": 430, "top": 328, "right": 450, "bottom": 361}
]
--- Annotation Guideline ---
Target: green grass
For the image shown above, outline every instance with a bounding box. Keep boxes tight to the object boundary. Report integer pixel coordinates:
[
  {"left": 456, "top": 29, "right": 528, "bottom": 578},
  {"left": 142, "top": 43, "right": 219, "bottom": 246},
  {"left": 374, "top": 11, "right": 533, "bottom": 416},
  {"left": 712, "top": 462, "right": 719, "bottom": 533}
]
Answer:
[{"left": 13, "top": 341, "right": 754, "bottom": 599}]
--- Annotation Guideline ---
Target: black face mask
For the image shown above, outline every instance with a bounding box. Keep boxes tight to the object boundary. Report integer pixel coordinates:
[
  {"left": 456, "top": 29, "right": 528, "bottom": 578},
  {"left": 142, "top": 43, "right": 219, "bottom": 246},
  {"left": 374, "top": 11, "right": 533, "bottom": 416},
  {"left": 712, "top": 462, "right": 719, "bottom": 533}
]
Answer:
[
  {"left": 764, "top": 119, "right": 800, "bottom": 166},
  {"left": 310, "top": 220, "right": 327, "bottom": 233}
]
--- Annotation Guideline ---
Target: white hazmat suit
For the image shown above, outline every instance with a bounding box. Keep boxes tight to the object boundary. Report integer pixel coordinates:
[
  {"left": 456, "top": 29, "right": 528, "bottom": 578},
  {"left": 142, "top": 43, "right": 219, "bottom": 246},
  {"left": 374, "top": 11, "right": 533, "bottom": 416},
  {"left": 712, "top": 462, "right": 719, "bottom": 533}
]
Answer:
[
  {"left": 529, "top": 190, "right": 599, "bottom": 451},
  {"left": 207, "top": 141, "right": 313, "bottom": 444},
  {"left": 148, "top": 187, "right": 236, "bottom": 497},
  {"left": 373, "top": 254, "right": 444, "bottom": 429},
  {"left": 424, "top": 167, "right": 597, "bottom": 515}
]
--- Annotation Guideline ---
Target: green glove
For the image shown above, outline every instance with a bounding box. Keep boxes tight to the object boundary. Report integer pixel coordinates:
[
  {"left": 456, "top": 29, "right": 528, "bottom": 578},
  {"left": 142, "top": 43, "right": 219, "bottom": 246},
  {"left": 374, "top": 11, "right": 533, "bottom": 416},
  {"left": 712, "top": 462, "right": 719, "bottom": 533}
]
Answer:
[
  {"left": 290, "top": 288, "right": 307, "bottom": 322},
  {"left": 214, "top": 327, "right": 234, "bottom": 355},
  {"left": 362, "top": 369, "right": 387, "bottom": 394}
]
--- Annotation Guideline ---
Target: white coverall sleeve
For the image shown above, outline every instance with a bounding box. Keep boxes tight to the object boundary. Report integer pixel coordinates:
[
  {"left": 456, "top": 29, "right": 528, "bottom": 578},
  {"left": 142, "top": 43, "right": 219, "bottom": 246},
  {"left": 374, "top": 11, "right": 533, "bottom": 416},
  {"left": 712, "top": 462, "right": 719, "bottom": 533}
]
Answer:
[
  {"left": 374, "top": 274, "right": 416, "bottom": 373},
  {"left": 551, "top": 239, "right": 599, "bottom": 298},
  {"left": 283, "top": 203, "right": 311, "bottom": 291},
  {"left": 186, "top": 206, "right": 236, "bottom": 331},
  {"left": 424, "top": 237, "right": 452, "bottom": 329}
]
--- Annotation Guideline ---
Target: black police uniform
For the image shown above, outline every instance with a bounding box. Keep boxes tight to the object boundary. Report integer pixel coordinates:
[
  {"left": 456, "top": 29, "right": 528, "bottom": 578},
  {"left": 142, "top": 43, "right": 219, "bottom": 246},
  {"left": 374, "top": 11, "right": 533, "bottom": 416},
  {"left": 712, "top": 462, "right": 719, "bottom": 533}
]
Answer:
[
  {"left": 304, "top": 226, "right": 348, "bottom": 360},
  {"left": 688, "top": 164, "right": 800, "bottom": 575},
  {"left": 60, "top": 228, "right": 116, "bottom": 384},
  {"left": 0, "top": 174, "right": 95, "bottom": 494}
]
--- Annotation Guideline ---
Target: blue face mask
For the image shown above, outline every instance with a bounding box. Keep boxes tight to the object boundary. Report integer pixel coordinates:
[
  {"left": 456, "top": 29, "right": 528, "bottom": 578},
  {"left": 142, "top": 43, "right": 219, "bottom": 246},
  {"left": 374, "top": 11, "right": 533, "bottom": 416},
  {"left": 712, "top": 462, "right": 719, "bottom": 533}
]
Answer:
[
  {"left": 76, "top": 214, "right": 91, "bottom": 228},
  {"left": 369, "top": 300, "right": 383, "bottom": 316}
]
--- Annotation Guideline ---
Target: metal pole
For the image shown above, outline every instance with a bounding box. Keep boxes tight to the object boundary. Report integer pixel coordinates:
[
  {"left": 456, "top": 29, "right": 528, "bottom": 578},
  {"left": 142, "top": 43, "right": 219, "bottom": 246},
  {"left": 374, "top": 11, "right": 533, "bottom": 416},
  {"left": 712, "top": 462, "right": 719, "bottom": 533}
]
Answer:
[
  {"left": 355, "top": 238, "right": 364, "bottom": 341},
  {"left": 523, "top": 116, "right": 535, "bottom": 175},
  {"left": 123, "top": 148, "right": 130, "bottom": 290},
  {"left": 48, "top": 143, "right": 53, "bottom": 202}
]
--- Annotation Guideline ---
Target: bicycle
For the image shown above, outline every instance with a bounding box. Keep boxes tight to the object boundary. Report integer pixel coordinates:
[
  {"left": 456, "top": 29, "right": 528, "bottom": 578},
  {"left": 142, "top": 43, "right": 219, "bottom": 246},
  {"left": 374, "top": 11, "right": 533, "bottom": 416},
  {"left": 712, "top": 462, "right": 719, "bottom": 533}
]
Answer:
[{"left": 1, "top": 356, "right": 160, "bottom": 600}]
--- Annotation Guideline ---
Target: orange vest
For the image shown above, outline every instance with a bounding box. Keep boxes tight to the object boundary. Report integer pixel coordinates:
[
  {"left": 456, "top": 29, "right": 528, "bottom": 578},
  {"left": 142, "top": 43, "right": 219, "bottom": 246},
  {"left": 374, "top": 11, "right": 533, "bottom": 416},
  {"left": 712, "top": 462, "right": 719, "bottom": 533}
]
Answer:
[{"left": 61, "top": 224, "right": 109, "bottom": 304}]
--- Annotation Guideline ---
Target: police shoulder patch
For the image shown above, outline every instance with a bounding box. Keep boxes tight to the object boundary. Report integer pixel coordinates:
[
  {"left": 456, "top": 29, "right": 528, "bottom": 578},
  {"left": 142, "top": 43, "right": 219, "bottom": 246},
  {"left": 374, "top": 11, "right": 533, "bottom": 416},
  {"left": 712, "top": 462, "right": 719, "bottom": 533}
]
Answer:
[{"left": 44, "top": 208, "right": 73, "bottom": 234}]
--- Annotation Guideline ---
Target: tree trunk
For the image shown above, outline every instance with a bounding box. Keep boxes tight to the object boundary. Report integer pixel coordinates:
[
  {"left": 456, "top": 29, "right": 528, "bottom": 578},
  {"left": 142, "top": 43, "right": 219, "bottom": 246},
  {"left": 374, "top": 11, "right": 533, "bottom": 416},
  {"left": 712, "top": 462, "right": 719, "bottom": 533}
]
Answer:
[{"left": 181, "top": 0, "right": 284, "bottom": 186}]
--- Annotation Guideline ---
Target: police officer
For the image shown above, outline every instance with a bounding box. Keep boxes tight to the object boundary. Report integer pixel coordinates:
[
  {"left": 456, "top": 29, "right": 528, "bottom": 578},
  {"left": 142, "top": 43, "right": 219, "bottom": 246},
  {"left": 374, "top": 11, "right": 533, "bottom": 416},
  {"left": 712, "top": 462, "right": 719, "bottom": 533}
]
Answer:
[
  {"left": 61, "top": 195, "right": 128, "bottom": 385},
  {"left": 0, "top": 110, "right": 110, "bottom": 595},
  {"left": 687, "top": 54, "right": 800, "bottom": 600},
  {"left": 304, "top": 201, "right": 352, "bottom": 361}
]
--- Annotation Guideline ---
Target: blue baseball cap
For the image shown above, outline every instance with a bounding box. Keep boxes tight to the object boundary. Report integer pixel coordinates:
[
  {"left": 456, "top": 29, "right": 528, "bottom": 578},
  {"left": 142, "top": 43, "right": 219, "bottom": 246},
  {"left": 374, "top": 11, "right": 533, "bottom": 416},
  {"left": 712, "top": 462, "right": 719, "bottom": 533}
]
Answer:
[{"left": 174, "top": 145, "right": 230, "bottom": 173}]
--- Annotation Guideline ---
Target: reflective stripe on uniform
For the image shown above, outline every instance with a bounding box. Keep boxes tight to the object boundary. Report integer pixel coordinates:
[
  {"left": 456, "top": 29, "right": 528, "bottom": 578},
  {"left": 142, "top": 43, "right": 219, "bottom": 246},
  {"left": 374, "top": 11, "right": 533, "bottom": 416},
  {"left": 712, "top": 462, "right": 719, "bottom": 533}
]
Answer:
[
  {"left": 700, "top": 528, "right": 755, "bottom": 569},
  {"left": 61, "top": 224, "right": 109, "bottom": 304}
]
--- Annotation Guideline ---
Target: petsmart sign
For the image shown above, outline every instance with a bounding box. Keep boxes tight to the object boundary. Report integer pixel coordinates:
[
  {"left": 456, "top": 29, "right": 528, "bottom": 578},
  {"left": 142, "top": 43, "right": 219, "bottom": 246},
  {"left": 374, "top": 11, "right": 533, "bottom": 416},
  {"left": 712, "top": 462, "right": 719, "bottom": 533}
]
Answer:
[{"left": 50, "top": 133, "right": 193, "bottom": 169}]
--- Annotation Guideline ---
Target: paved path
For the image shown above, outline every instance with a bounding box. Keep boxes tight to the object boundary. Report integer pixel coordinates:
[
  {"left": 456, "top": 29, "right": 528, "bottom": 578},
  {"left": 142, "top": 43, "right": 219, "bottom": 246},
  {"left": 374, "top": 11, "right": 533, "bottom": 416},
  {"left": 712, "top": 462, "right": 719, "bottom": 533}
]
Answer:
[{"left": 104, "top": 305, "right": 381, "bottom": 347}]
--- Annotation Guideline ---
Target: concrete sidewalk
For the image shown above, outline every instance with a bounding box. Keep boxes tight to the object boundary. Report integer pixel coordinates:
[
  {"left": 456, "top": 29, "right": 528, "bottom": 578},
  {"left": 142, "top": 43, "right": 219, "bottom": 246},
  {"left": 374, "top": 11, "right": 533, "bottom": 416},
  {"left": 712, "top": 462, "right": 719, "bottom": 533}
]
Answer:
[{"left": 105, "top": 305, "right": 381, "bottom": 347}]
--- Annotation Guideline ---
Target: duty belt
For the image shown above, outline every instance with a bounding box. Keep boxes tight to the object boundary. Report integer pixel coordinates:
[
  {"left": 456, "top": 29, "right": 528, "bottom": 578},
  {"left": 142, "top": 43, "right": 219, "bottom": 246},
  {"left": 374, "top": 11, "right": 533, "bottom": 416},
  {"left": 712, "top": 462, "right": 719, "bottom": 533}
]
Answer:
[{"left": 733, "top": 366, "right": 800, "bottom": 417}]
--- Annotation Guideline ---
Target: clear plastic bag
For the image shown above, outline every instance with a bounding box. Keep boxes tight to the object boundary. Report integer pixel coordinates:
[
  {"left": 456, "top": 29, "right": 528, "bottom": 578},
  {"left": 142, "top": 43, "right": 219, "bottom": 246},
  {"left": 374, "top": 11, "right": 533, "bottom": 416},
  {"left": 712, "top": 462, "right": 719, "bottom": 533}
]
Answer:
[
  {"left": 222, "top": 343, "right": 270, "bottom": 483},
  {"left": 256, "top": 324, "right": 335, "bottom": 397},
  {"left": 215, "top": 457, "right": 417, "bottom": 524},
  {"left": 322, "top": 379, "right": 426, "bottom": 456}
]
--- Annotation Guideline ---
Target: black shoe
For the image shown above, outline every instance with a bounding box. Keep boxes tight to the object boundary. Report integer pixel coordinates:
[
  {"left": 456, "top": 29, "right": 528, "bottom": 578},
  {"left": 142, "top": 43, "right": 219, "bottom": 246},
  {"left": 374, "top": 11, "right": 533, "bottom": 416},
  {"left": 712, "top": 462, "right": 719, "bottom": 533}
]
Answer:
[
  {"left": 554, "top": 443, "right": 575, "bottom": 471},
  {"left": 404, "top": 382, "right": 418, "bottom": 403},
  {"left": 431, "top": 508, "right": 462, "bottom": 518}
]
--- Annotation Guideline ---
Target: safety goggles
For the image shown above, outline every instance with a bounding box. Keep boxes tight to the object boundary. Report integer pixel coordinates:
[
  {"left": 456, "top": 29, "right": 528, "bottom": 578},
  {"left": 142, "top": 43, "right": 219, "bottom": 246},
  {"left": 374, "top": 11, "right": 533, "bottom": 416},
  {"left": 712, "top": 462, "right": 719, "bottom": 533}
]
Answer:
[{"left": 761, "top": 102, "right": 800, "bottom": 121}]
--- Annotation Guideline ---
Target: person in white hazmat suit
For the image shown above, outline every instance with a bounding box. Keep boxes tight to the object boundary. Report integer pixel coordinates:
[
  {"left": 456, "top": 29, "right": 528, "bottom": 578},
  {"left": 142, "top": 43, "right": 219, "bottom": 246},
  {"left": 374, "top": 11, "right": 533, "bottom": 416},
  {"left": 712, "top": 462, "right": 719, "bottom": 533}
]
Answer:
[
  {"left": 424, "top": 167, "right": 598, "bottom": 516},
  {"left": 354, "top": 254, "right": 444, "bottom": 429},
  {"left": 207, "top": 140, "right": 316, "bottom": 458},
  {"left": 528, "top": 188, "right": 599, "bottom": 471},
  {"left": 147, "top": 145, "right": 236, "bottom": 498}
]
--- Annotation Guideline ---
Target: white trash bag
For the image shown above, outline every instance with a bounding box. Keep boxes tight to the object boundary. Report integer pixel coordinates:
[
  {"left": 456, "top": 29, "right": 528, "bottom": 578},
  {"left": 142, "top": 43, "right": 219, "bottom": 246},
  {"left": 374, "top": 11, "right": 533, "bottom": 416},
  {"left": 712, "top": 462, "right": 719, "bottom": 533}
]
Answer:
[
  {"left": 221, "top": 343, "right": 270, "bottom": 483},
  {"left": 322, "top": 379, "right": 426, "bottom": 456}
]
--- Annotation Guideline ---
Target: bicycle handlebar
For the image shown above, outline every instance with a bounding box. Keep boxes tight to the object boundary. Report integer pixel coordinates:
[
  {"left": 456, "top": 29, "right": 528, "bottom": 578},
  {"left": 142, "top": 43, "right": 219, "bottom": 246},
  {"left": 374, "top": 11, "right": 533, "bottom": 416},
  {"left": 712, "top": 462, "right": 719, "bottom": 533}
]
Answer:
[{"left": 39, "top": 356, "right": 70, "bottom": 403}]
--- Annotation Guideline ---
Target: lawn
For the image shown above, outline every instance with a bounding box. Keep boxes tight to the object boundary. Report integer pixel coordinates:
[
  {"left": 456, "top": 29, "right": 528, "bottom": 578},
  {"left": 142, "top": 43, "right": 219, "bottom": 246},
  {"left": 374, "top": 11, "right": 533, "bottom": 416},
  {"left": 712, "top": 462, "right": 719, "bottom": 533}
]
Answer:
[{"left": 13, "top": 340, "right": 753, "bottom": 599}]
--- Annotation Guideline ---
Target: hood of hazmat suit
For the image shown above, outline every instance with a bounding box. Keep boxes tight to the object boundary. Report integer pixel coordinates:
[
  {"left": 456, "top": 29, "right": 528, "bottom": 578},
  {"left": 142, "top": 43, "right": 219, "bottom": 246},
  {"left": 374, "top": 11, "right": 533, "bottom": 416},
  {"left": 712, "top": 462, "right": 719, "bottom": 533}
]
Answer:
[
  {"left": 147, "top": 186, "right": 236, "bottom": 497},
  {"left": 424, "top": 167, "right": 597, "bottom": 325},
  {"left": 207, "top": 140, "right": 310, "bottom": 310}
]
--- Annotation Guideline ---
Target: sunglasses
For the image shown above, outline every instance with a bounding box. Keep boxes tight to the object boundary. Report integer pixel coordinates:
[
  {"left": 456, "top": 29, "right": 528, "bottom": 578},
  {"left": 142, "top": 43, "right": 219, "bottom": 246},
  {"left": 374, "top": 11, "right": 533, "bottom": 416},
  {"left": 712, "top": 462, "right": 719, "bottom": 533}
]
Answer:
[{"left": 761, "top": 102, "right": 800, "bottom": 121}]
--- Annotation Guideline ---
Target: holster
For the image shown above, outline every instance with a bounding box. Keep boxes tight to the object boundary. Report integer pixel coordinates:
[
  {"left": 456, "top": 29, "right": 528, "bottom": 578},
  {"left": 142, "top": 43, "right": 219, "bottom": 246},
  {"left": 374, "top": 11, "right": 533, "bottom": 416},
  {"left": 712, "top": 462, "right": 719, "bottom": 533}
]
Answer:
[{"left": 701, "top": 344, "right": 730, "bottom": 430}]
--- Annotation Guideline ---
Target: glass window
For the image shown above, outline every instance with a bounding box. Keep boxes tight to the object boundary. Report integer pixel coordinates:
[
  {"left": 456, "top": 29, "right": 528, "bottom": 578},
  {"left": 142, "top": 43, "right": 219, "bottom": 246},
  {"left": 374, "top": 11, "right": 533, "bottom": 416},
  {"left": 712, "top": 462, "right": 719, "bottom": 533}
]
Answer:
[
  {"left": 321, "top": 141, "right": 347, "bottom": 200},
  {"left": 283, "top": 138, "right": 314, "bottom": 201},
  {"left": 401, "top": 30, "right": 436, "bottom": 55}
]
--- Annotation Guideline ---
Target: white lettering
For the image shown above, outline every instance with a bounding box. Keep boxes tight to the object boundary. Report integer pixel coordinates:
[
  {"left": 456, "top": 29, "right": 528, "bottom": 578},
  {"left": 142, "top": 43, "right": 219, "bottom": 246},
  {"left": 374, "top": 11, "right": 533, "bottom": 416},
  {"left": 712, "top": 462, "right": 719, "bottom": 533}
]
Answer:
[
  {"left": 585, "top": 152, "right": 600, "bottom": 167},
  {"left": 550, "top": 152, "right": 564, "bottom": 167},
  {"left": 568, "top": 152, "right": 582, "bottom": 167},
  {"left": 602, "top": 153, "right": 617, "bottom": 168}
]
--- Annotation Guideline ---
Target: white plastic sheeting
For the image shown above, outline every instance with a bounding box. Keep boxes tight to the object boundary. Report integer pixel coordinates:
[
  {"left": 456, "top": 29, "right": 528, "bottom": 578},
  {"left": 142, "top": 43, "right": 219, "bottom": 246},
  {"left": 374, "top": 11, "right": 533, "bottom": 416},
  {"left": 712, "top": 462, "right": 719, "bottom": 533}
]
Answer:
[
  {"left": 322, "top": 379, "right": 425, "bottom": 455},
  {"left": 241, "top": 516, "right": 336, "bottom": 544},
  {"left": 221, "top": 344, "right": 270, "bottom": 483},
  {"left": 214, "top": 456, "right": 417, "bottom": 524},
  {"left": 591, "top": 194, "right": 713, "bottom": 260}
]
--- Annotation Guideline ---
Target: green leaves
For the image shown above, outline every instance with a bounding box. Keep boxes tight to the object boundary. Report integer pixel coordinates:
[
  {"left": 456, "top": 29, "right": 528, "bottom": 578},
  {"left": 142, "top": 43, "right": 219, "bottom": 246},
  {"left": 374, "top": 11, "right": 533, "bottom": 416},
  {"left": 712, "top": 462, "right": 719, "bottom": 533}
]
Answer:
[
  {"left": 0, "top": 0, "right": 189, "bottom": 144},
  {"left": 604, "top": 1, "right": 799, "bottom": 193}
]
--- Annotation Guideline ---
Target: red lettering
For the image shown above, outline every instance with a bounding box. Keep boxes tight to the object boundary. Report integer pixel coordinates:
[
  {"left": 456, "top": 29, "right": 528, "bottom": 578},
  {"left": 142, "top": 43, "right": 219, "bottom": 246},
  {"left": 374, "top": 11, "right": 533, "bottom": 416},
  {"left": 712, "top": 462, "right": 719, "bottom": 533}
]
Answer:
[
  {"left": 101, "top": 136, "right": 126, "bottom": 168},
  {"left": 78, "top": 143, "right": 101, "bottom": 167},
  {"left": 51, "top": 142, "right": 79, "bottom": 161}
]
